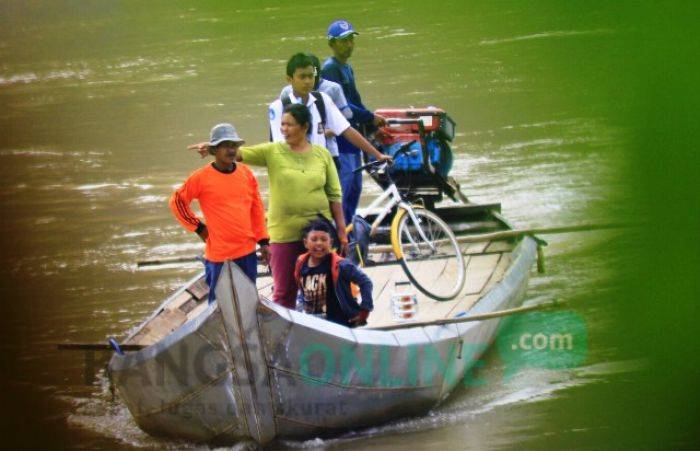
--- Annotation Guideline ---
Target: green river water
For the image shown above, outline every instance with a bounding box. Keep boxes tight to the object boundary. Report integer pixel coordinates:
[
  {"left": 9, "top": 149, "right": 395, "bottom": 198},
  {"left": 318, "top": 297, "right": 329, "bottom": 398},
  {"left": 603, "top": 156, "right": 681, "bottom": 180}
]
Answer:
[{"left": 1, "top": 1, "right": 698, "bottom": 449}]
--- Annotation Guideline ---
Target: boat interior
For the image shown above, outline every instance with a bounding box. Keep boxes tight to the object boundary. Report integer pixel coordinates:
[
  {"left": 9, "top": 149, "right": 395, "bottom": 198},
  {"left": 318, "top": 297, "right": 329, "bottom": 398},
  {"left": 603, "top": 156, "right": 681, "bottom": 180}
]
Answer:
[{"left": 125, "top": 203, "right": 520, "bottom": 347}]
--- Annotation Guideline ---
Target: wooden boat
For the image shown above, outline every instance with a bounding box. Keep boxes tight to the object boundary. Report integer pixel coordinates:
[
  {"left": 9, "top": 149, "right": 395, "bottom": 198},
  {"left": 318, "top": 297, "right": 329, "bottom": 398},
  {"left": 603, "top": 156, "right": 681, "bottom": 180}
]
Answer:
[{"left": 108, "top": 203, "right": 537, "bottom": 445}]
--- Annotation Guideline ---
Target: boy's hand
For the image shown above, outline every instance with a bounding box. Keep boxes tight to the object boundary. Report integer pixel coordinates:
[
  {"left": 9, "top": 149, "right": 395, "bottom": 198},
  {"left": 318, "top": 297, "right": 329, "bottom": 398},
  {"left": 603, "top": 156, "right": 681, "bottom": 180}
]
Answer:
[
  {"left": 349, "top": 309, "right": 369, "bottom": 325},
  {"left": 187, "top": 142, "right": 211, "bottom": 158}
]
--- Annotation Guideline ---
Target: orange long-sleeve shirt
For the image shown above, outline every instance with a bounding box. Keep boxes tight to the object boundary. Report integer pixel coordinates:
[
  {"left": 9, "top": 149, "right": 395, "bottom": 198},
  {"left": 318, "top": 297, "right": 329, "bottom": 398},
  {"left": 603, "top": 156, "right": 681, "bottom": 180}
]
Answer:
[{"left": 169, "top": 162, "right": 269, "bottom": 262}]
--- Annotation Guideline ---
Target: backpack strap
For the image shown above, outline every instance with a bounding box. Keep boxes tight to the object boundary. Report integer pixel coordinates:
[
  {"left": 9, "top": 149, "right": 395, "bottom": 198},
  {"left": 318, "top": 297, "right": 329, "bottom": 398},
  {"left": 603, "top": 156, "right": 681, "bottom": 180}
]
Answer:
[
  {"left": 281, "top": 93, "right": 292, "bottom": 108},
  {"left": 311, "top": 91, "right": 327, "bottom": 127},
  {"left": 276, "top": 92, "right": 327, "bottom": 138}
]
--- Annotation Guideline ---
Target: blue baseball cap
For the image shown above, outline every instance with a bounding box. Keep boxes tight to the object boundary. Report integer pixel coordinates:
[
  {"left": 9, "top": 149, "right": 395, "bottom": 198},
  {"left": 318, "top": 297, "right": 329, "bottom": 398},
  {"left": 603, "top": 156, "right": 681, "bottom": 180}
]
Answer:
[
  {"left": 327, "top": 20, "right": 359, "bottom": 40},
  {"left": 209, "top": 123, "right": 244, "bottom": 146}
]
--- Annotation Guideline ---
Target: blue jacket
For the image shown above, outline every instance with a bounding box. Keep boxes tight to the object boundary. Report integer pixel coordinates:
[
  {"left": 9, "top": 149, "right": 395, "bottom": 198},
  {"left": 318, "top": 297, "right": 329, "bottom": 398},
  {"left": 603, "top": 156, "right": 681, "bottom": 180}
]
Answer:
[
  {"left": 321, "top": 57, "right": 375, "bottom": 126},
  {"left": 294, "top": 252, "right": 373, "bottom": 322},
  {"left": 321, "top": 57, "right": 376, "bottom": 154}
]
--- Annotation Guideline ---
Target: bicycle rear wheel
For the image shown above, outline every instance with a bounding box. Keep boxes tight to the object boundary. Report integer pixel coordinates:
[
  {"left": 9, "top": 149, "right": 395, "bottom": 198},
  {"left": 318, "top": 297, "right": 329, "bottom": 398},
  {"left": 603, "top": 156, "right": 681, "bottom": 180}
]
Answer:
[{"left": 390, "top": 207, "right": 466, "bottom": 300}]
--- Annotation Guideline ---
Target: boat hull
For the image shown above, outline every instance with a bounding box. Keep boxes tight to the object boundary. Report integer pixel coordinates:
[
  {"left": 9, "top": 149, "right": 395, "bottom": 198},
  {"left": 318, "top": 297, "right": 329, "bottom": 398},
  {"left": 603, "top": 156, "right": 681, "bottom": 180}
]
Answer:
[{"left": 109, "top": 236, "right": 536, "bottom": 444}]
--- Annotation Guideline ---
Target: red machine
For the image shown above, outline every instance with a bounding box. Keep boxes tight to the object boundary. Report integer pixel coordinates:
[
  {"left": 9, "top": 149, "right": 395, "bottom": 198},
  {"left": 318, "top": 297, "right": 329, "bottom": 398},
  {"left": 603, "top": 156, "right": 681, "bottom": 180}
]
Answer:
[
  {"left": 372, "top": 107, "right": 467, "bottom": 208},
  {"left": 376, "top": 107, "right": 455, "bottom": 145}
]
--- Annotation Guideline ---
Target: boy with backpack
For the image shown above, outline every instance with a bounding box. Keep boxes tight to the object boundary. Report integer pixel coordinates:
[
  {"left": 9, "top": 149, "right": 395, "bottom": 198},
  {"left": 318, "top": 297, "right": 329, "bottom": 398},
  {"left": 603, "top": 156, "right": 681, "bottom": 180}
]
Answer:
[
  {"left": 279, "top": 52, "right": 352, "bottom": 170},
  {"left": 268, "top": 53, "right": 390, "bottom": 167}
]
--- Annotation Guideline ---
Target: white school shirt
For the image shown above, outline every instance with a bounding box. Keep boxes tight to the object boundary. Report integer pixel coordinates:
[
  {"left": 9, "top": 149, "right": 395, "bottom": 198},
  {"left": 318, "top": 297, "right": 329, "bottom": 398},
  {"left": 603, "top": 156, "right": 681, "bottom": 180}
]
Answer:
[
  {"left": 280, "top": 79, "right": 353, "bottom": 120},
  {"left": 269, "top": 91, "right": 350, "bottom": 157}
]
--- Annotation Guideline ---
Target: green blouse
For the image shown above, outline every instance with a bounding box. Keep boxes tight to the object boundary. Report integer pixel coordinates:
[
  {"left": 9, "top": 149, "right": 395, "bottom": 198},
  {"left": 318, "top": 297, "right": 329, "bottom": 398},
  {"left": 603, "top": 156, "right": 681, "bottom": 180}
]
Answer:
[{"left": 240, "top": 142, "right": 342, "bottom": 243}]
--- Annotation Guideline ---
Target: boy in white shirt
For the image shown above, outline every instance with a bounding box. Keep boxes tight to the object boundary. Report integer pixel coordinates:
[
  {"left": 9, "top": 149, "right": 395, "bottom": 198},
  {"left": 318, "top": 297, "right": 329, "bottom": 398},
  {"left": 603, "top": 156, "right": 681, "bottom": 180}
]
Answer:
[{"left": 268, "top": 53, "right": 390, "bottom": 168}]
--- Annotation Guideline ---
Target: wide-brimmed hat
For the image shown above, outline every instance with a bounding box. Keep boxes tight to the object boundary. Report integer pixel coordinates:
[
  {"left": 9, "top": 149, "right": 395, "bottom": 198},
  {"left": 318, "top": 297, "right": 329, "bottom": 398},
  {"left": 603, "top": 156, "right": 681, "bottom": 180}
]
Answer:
[
  {"left": 327, "top": 20, "right": 359, "bottom": 40},
  {"left": 209, "top": 123, "right": 245, "bottom": 146}
]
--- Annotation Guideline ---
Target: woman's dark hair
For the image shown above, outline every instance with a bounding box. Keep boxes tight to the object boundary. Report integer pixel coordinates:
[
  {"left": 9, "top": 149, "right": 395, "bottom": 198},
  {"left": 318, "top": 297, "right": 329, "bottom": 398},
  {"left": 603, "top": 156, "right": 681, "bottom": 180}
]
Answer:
[{"left": 283, "top": 103, "right": 311, "bottom": 133}]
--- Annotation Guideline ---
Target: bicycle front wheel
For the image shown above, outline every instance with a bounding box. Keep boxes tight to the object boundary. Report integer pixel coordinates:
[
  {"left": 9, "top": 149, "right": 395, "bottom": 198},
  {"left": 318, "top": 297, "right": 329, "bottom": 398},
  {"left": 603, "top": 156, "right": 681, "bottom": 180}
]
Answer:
[{"left": 390, "top": 207, "right": 466, "bottom": 301}]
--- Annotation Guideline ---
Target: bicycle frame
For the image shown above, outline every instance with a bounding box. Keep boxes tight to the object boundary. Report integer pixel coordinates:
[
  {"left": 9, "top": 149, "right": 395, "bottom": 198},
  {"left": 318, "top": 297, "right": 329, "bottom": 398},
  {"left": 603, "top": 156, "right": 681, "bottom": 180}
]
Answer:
[{"left": 357, "top": 179, "right": 435, "bottom": 249}]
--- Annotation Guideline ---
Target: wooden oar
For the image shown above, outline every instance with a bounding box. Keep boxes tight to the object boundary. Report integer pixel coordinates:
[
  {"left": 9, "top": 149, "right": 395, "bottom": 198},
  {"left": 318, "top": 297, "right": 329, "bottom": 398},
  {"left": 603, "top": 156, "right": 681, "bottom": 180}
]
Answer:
[
  {"left": 455, "top": 221, "right": 636, "bottom": 243},
  {"left": 137, "top": 255, "right": 204, "bottom": 267},
  {"left": 136, "top": 222, "right": 635, "bottom": 267},
  {"left": 57, "top": 342, "right": 145, "bottom": 351},
  {"left": 371, "top": 299, "right": 567, "bottom": 331},
  {"left": 368, "top": 221, "right": 635, "bottom": 254}
]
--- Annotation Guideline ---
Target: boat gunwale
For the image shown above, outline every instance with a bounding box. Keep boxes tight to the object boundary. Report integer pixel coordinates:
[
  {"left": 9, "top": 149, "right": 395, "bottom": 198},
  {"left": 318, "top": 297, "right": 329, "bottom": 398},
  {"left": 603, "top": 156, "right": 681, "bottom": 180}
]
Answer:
[
  {"left": 121, "top": 271, "right": 206, "bottom": 344},
  {"left": 109, "top": 300, "right": 217, "bottom": 371},
  {"left": 110, "top": 207, "right": 534, "bottom": 368},
  {"left": 257, "top": 234, "right": 537, "bottom": 341}
]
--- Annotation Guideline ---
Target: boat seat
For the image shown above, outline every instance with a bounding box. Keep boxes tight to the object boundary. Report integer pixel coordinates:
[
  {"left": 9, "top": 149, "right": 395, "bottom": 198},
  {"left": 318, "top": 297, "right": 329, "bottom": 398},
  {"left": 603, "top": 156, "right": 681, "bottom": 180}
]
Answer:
[{"left": 186, "top": 278, "right": 209, "bottom": 301}]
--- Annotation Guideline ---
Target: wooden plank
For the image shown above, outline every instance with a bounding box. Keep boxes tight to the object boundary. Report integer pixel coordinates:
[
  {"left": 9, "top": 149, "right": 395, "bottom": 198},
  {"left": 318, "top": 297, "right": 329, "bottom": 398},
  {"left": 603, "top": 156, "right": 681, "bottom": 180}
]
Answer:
[
  {"left": 480, "top": 253, "right": 512, "bottom": 294},
  {"left": 364, "top": 264, "right": 410, "bottom": 327},
  {"left": 417, "top": 255, "right": 466, "bottom": 302},
  {"left": 373, "top": 300, "right": 566, "bottom": 331},
  {"left": 129, "top": 308, "right": 188, "bottom": 346},
  {"left": 168, "top": 291, "right": 194, "bottom": 311},
  {"left": 443, "top": 294, "right": 481, "bottom": 318},
  {"left": 464, "top": 254, "right": 501, "bottom": 295},
  {"left": 186, "top": 300, "right": 209, "bottom": 320},
  {"left": 178, "top": 298, "right": 199, "bottom": 314},
  {"left": 412, "top": 295, "right": 461, "bottom": 323},
  {"left": 186, "top": 278, "right": 209, "bottom": 301},
  {"left": 462, "top": 241, "right": 490, "bottom": 255},
  {"left": 484, "top": 240, "right": 514, "bottom": 254},
  {"left": 449, "top": 220, "right": 503, "bottom": 234}
]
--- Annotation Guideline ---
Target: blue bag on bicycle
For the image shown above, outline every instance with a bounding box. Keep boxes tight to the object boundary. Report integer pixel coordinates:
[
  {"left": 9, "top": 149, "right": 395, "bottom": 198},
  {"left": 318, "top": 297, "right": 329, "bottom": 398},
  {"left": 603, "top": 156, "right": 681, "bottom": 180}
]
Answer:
[
  {"left": 385, "top": 140, "right": 423, "bottom": 171},
  {"left": 385, "top": 139, "right": 445, "bottom": 174}
]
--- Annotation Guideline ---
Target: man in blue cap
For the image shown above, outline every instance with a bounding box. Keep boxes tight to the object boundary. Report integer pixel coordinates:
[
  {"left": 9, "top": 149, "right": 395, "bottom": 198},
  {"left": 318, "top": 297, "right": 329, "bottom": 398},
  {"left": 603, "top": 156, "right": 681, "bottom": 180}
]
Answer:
[{"left": 322, "top": 19, "right": 387, "bottom": 223}]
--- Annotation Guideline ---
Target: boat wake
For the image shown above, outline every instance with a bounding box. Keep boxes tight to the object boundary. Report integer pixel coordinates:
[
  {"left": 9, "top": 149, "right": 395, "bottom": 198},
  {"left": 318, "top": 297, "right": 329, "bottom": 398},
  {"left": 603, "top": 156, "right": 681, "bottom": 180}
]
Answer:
[
  {"left": 279, "top": 359, "right": 644, "bottom": 449},
  {"left": 64, "top": 372, "right": 194, "bottom": 449}
]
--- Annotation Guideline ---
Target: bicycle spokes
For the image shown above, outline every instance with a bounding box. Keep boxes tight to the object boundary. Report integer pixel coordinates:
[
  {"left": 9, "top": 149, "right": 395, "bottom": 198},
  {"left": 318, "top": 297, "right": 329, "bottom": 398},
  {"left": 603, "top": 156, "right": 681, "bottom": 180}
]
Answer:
[{"left": 391, "top": 208, "right": 466, "bottom": 300}]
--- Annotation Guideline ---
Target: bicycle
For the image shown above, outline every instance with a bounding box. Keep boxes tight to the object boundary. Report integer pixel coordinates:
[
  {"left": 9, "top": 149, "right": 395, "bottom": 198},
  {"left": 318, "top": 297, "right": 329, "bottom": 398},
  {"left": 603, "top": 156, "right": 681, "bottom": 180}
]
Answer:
[{"left": 349, "top": 144, "right": 466, "bottom": 301}]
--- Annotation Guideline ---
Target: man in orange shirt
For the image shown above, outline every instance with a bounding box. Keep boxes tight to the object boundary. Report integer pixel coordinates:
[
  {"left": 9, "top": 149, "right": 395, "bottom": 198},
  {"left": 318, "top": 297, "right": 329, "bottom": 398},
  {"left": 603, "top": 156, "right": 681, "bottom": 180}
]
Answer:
[{"left": 170, "top": 123, "right": 269, "bottom": 303}]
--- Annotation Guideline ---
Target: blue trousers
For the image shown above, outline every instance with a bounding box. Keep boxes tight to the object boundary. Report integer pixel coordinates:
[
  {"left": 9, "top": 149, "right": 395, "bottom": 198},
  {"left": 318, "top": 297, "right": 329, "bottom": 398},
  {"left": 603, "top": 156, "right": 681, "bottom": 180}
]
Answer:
[
  {"left": 204, "top": 251, "right": 257, "bottom": 303},
  {"left": 339, "top": 152, "right": 363, "bottom": 223}
]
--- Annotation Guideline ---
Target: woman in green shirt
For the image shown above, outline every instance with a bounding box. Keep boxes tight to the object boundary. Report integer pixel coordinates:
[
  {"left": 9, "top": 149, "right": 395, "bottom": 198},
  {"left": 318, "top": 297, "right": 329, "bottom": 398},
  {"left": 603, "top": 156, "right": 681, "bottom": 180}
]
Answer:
[{"left": 239, "top": 104, "right": 348, "bottom": 308}]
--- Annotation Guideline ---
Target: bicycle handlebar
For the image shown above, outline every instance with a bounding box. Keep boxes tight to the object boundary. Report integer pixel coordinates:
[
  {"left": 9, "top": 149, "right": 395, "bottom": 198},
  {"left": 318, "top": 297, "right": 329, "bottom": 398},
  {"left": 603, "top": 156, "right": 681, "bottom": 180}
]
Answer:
[{"left": 353, "top": 140, "right": 418, "bottom": 174}]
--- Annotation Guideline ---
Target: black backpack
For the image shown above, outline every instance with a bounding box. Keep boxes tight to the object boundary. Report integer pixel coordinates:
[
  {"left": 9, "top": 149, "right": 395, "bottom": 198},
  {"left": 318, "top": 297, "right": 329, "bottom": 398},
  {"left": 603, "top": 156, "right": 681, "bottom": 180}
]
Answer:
[{"left": 270, "top": 91, "right": 328, "bottom": 141}]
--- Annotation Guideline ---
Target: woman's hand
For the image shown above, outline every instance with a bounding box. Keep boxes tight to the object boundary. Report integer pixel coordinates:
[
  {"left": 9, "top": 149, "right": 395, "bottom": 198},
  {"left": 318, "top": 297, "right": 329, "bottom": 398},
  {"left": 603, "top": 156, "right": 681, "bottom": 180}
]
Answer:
[
  {"left": 187, "top": 142, "right": 211, "bottom": 158},
  {"left": 338, "top": 236, "right": 349, "bottom": 257},
  {"left": 376, "top": 154, "right": 393, "bottom": 165}
]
